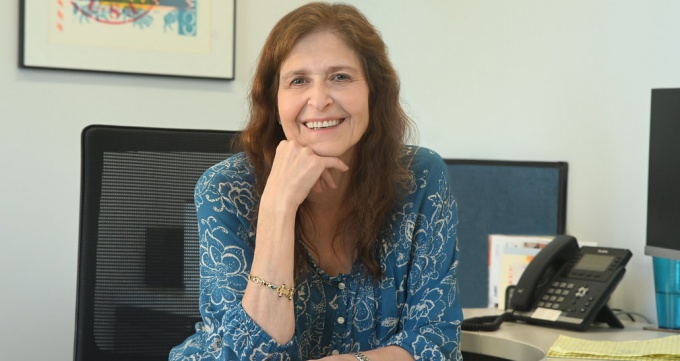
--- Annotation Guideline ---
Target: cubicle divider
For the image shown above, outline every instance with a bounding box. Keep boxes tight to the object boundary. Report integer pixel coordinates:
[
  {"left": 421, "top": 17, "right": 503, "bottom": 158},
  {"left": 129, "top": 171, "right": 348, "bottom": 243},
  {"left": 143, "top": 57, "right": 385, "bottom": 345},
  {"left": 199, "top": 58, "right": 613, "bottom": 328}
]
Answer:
[{"left": 445, "top": 159, "right": 568, "bottom": 308}]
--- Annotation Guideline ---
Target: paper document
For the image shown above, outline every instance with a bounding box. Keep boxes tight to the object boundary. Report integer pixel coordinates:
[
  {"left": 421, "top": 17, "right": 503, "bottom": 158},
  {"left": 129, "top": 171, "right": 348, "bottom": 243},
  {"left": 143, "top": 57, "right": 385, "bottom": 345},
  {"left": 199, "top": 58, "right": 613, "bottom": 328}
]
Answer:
[
  {"left": 487, "top": 235, "right": 553, "bottom": 309},
  {"left": 547, "top": 334, "right": 680, "bottom": 360}
]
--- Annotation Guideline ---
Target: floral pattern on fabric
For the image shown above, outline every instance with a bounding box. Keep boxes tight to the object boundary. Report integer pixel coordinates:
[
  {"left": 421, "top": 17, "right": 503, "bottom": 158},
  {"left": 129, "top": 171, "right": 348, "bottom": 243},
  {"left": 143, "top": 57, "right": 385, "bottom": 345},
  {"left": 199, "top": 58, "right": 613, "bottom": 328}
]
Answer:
[{"left": 169, "top": 146, "right": 463, "bottom": 361}]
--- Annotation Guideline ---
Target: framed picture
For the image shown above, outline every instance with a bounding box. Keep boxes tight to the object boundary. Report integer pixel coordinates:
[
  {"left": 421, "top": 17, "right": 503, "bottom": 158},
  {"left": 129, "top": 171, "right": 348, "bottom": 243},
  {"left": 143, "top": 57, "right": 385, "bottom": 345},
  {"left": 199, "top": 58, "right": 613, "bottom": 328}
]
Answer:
[{"left": 20, "top": 0, "right": 236, "bottom": 80}]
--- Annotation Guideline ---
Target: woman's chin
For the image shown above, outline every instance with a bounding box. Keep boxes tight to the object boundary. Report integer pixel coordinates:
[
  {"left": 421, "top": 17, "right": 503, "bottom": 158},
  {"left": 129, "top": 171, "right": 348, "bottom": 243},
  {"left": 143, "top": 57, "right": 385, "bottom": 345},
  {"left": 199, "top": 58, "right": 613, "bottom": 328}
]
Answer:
[{"left": 310, "top": 146, "right": 354, "bottom": 162}]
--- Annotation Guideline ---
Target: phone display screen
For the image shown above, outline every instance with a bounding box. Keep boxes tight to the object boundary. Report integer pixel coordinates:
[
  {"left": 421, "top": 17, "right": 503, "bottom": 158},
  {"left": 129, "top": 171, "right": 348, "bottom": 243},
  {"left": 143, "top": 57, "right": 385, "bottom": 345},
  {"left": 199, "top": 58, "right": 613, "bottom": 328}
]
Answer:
[{"left": 573, "top": 254, "right": 614, "bottom": 272}]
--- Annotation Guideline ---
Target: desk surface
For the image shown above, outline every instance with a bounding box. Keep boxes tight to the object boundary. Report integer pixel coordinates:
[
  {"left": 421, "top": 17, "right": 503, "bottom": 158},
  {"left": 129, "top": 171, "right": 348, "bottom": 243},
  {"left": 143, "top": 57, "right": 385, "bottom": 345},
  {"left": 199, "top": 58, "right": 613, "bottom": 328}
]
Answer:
[{"left": 462, "top": 308, "right": 675, "bottom": 361}]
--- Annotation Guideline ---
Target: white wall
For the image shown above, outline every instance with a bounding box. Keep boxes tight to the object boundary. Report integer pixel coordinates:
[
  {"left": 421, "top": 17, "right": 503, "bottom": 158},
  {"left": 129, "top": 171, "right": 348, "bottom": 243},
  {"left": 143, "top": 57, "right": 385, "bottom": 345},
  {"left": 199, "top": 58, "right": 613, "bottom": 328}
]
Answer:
[{"left": 2, "top": 0, "right": 679, "bottom": 359}]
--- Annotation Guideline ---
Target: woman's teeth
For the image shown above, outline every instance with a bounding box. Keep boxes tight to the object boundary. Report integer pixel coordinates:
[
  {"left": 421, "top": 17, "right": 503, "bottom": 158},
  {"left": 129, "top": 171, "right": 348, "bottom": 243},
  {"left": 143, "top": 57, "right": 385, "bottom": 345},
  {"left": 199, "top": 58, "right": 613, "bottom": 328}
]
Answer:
[{"left": 305, "top": 119, "right": 341, "bottom": 130}]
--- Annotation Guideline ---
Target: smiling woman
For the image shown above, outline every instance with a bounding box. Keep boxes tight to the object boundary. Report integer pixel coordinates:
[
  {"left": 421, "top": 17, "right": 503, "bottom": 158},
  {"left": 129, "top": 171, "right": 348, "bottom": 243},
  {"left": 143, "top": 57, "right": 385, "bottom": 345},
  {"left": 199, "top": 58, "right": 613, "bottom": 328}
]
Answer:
[
  {"left": 277, "top": 30, "right": 370, "bottom": 162},
  {"left": 169, "top": 2, "right": 464, "bottom": 360}
]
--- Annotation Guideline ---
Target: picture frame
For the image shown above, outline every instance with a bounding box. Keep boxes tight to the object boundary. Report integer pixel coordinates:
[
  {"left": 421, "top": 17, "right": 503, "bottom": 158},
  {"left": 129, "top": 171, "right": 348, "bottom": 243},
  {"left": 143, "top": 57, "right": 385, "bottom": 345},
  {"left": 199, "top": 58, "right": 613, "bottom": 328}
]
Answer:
[{"left": 19, "top": 0, "right": 236, "bottom": 80}]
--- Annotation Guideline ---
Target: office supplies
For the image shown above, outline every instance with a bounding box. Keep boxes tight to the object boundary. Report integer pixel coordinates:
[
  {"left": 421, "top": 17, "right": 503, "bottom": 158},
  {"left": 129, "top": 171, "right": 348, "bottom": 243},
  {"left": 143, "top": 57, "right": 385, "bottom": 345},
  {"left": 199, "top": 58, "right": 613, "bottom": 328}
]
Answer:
[{"left": 547, "top": 334, "right": 680, "bottom": 359}]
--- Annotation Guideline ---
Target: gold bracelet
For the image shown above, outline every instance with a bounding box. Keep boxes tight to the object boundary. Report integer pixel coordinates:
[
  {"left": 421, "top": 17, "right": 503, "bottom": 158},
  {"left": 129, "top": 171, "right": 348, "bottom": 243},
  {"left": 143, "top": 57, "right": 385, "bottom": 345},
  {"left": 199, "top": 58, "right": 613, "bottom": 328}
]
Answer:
[
  {"left": 353, "top": 352, "right": 372, "bottom": 361},
  {"left": 247, "top": 274, "right": 295, "bottom": 300}
]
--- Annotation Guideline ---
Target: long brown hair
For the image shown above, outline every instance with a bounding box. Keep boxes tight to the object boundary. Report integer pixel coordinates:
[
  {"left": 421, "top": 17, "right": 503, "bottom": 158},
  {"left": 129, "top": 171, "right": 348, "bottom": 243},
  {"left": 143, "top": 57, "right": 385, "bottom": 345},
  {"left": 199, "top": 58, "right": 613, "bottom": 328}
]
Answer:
[{"left": 238, "top": 2, "right": 414, "bottom": 279}]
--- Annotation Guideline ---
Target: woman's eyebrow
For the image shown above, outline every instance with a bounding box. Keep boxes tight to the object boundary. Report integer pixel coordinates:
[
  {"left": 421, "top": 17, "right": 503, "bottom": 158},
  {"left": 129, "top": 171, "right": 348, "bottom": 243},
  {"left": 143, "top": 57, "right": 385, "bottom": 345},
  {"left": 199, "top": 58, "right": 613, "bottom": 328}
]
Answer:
[
  {"left": 279, "top": 70, "right": 306, "bottom": 80},
  {"left": 327, "top": 65, "right": 359, "bottom": 73},
  {"left": 280, "top": 65, "right": 360, "bottom": 80}
]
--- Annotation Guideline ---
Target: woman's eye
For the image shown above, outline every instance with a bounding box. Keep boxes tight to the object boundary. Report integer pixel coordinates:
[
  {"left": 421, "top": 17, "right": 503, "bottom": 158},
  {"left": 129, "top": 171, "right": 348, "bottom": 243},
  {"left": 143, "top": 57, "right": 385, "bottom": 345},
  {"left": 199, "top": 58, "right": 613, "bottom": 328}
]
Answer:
[
  {"left": 291, "top": 78, "right": 306, "bottom": 85},
  {"left": 332, "top": 73, "right": 350, "bottom": 81}
]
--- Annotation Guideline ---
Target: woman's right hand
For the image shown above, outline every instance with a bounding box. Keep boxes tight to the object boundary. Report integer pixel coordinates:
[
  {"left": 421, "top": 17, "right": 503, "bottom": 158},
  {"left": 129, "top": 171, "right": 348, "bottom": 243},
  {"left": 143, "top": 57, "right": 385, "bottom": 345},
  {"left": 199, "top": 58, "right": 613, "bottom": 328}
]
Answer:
[{"left": 262, "top": 140, "right": 350, "bottom": 209}]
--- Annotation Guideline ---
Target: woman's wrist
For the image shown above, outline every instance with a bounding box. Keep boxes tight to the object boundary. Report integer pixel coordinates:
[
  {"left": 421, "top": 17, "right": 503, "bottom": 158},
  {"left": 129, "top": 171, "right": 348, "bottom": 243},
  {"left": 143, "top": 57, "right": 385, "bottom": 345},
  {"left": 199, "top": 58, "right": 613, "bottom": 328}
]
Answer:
[
  {"left": 260, "top": 185, "right": 302, "bottom": 215},
  {"left": 352, "top": 352, "right": 372, "bottom": 361}
]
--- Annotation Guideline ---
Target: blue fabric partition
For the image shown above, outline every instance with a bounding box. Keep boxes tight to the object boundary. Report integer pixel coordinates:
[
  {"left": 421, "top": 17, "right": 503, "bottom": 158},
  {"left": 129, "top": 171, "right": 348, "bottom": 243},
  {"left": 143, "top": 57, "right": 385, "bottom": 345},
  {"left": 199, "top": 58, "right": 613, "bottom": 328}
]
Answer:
[{"left": 445, "top": 159, "right": 568, "bottom": 308}]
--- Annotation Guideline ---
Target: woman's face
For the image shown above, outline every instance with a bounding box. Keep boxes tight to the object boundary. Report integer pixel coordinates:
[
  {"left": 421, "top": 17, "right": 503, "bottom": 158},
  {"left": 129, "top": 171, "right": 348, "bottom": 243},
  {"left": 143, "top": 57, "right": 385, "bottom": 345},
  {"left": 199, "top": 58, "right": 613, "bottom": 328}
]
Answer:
[{"left": 277, "top": 30, "right": 370, "bottom": 165}]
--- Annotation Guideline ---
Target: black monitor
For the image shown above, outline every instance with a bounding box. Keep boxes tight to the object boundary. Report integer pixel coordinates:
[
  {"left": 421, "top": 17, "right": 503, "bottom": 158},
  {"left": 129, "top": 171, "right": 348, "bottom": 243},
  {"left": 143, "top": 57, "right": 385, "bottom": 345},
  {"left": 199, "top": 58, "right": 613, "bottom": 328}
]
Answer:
[{"left": 646, "top": 88, "right": 680, "bottom": 261}]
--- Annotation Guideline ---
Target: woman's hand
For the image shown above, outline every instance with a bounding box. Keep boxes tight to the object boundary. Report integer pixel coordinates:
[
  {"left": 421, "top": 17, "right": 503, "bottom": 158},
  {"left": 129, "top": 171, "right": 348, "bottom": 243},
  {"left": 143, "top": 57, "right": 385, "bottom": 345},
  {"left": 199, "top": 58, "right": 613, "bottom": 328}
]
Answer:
[{"left": 263, "top": 140, "right": 349, "bottom": 208}]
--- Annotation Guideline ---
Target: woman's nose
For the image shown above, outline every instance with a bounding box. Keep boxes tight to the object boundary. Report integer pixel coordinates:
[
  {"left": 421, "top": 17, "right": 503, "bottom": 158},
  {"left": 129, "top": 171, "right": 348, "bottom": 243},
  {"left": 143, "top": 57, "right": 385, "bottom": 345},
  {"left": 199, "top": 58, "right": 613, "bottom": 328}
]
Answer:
[{"left": 307, "top": 82, "right": 333, "bottom": 110}]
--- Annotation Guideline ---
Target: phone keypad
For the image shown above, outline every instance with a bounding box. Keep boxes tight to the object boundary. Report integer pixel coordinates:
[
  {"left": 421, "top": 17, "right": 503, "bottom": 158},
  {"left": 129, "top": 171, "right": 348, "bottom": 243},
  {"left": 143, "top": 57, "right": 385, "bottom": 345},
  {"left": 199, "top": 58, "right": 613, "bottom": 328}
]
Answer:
[
  {"left": 536, "top": 281, "right": 576, "bottom": 310},
  {"left": 536, "top": 280, "right": 602, "bottom": 317}
]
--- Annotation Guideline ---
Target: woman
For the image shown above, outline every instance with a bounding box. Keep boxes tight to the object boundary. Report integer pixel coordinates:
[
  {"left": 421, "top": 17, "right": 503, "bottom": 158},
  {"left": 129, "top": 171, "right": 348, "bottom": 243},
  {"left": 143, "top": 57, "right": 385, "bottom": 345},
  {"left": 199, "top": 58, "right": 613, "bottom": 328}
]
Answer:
[{"left": 170, "top": 2, "right": 463, "bottom": 360}]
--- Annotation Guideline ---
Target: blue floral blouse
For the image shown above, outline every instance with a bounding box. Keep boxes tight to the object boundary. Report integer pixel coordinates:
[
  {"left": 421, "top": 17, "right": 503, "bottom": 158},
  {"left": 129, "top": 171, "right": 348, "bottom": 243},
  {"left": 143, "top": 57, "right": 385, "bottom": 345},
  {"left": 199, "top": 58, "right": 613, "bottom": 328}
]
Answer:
[{"left": 169, "top": 146, "right": 463, "bottom": 361}]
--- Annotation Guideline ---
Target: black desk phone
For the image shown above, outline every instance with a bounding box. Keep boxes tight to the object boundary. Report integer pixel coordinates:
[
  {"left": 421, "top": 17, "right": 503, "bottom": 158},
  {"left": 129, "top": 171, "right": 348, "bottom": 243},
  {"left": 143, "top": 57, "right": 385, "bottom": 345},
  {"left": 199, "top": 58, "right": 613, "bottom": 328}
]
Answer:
[{"left": 509, "top": 235, "right": 632, "bottom": 331}]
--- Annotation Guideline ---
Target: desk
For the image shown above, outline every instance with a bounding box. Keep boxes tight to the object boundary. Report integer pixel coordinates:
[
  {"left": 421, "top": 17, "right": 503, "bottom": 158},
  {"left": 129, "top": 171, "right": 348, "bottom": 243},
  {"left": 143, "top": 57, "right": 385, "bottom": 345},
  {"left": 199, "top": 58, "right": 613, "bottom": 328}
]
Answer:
[{"left": 462, "top": 308, "right": 673, "bottom": 361}]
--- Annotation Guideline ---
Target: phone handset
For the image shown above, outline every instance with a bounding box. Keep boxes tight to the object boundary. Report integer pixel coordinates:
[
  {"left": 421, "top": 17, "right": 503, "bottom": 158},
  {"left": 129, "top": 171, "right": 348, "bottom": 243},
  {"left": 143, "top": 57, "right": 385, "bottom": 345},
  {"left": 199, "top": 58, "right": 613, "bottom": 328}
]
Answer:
[{"left": 509, "top": 235, "right": 580, "bottom": 311}]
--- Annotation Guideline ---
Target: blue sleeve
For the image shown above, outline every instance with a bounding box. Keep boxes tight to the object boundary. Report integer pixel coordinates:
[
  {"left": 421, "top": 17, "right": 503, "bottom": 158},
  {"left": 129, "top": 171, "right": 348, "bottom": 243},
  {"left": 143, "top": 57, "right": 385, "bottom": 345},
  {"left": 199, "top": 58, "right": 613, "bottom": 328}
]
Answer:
[
  {"left": 169, "top": 158, "right": 293, "bottom": 361},
  {"left": 387, "top": 150, "right": 464, "bottom": 360}
]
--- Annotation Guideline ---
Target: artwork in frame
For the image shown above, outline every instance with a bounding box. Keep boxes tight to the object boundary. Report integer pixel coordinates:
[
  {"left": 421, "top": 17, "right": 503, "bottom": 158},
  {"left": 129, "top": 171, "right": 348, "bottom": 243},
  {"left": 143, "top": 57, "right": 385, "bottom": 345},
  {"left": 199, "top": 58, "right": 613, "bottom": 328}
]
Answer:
[{"left": 20, "top": 0, "right": 236, "bottom": 80}]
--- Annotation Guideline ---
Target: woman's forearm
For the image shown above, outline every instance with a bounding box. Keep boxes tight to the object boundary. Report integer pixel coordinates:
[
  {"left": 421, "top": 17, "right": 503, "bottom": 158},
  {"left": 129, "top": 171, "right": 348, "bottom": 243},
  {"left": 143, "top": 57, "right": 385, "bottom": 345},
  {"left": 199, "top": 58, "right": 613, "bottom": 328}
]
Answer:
[{"left": 242, "top": 192, "right": 298, "bottom": 344}]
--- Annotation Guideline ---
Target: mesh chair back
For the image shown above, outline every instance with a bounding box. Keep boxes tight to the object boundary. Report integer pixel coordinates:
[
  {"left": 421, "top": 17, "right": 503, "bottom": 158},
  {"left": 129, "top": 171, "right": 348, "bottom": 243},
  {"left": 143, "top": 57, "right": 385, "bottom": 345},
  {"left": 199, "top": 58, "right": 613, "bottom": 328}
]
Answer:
[{"left": 75, "top": 125, "right": 238, "bottom": 361}]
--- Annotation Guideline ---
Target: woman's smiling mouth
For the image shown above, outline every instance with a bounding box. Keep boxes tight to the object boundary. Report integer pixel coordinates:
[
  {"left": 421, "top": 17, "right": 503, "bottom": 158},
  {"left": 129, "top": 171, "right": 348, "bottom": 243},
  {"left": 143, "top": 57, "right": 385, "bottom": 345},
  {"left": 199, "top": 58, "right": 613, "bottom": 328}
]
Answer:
[{"left": 304, "top": 118, "right": 345, "bottom": 130}]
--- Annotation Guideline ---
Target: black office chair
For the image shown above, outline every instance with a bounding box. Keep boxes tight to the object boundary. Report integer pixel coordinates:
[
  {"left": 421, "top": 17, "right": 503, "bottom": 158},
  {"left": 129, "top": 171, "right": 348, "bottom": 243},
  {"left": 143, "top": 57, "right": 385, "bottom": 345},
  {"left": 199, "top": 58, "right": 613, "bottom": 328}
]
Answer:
[{"left": 75, "top": 125, "right": 239, "bottom": 361}]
